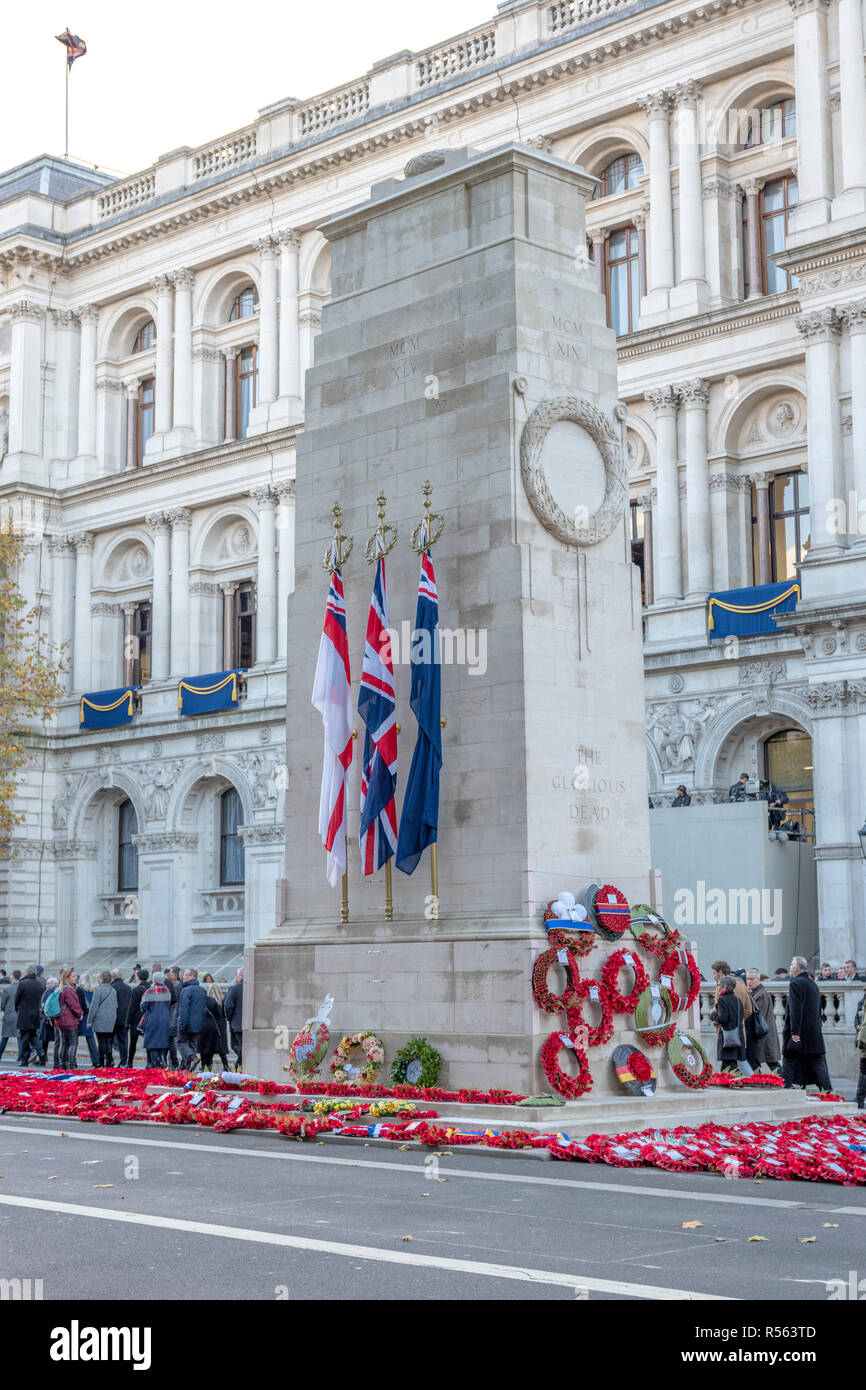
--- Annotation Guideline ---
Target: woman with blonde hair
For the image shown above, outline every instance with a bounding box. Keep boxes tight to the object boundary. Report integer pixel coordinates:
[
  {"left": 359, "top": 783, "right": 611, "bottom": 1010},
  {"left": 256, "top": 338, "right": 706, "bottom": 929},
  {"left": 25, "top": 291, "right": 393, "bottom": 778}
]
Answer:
[{"left": 56, "top": 967, "right": 83, "bottom": 1069}]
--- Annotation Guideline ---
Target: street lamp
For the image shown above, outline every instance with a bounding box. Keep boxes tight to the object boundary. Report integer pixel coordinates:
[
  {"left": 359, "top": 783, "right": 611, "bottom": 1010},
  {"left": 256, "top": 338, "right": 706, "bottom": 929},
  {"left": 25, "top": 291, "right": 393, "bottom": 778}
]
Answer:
[{"left": 859, "top": 820, "right": 866, "bottom": 861}]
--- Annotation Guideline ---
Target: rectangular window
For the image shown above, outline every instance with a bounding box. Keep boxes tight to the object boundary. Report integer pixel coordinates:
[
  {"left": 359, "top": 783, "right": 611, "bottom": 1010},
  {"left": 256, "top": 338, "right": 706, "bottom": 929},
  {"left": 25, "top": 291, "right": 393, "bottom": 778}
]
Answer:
[
  {"left": 234, "top": 582, "right": 256, "bottom": 668},
  {"left": 235, "top": 346, "right": 258, "bottom": 439},
  {"left": 137, "top": 378, "right": 155, "bottom": 463},
  {"left": 752, "top": 470, "right": 810, "bottom": 583},
  {"left": 761, "top": 177, "right": 799, "bottom": 295},
  {"left": 220, "top": 789, "right": 245, "bottom": 886},
  {"left": 133, "top": 602, "right": 152, "bottom": 685},
  {"left": 630, "top": 501, "right": 646, "bottom": 605},
  {"left": 606, "top": 227, "right": 639, "bottom": 335}
]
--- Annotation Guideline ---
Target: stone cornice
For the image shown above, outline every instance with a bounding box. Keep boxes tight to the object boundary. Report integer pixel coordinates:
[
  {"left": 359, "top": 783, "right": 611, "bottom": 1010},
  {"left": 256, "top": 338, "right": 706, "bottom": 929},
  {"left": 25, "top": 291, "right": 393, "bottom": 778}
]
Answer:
[{"left": 618, "top": 293, "right": 801, "bottom": 363}]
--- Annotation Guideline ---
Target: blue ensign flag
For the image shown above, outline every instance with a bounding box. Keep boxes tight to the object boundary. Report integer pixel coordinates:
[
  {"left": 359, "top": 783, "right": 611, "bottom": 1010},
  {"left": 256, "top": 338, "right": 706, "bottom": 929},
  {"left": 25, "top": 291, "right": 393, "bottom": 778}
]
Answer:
[{"left": 396, "top": 549, "right": 442, "bottom": 875}]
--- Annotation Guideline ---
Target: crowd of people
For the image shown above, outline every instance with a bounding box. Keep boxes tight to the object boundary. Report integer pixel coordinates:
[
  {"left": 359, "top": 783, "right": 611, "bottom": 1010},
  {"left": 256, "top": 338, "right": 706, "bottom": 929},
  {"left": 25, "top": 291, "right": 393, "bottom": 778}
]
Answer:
[
  {"left": 0, "top": 963, "right": 244, "bottom": 1074},
  {"left": 707, "top": 956, "right": 866, "bottom": 1108}
]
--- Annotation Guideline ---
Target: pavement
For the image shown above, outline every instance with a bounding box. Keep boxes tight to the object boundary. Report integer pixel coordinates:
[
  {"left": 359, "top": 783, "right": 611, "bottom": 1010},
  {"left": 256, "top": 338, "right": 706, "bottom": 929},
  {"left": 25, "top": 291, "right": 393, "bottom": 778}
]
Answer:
[{"left": 0, "top": 1111, "right": 863, "bottom": 1301}]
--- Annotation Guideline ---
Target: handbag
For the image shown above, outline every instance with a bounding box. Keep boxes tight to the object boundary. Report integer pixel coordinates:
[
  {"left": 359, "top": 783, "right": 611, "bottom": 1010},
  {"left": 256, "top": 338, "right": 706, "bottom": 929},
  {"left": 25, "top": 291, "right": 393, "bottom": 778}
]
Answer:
[
  {"left": 752, "top": 1008, "right": 769, "bottom": 1039},
  {"left": 721, "top": 1026, "right": 742, "bottom": 1049}
]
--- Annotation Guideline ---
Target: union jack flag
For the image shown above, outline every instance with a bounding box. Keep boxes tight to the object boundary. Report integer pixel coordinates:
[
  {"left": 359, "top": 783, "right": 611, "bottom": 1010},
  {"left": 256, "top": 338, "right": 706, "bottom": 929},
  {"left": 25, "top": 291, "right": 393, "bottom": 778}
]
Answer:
[
  {"left": 312, "top": 564, "right": 353, "bottom": 886},
  {"left": 55, "top": 29, "right": 87, "bottom": 66},
  {"left": 358, "top": 548, "right": 398, "bottom": 874},
  {"left": 396, "top": 546, "right": 442, "bottom": 874}
]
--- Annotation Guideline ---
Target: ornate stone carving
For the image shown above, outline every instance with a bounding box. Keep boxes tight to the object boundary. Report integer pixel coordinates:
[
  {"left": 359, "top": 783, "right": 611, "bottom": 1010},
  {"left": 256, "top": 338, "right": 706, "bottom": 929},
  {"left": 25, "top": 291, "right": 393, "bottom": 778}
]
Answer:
[
  {"left": 132, "top": 832, "right": 198, "bottom": 853},
  {"left": 766, "top": 398, "right": 800, "bottom": 438},
  {"left": 196, "top": 732, "right": 225, "bottom": 751},
  {"left": 255, "top": 235, "right": 277, "bottom": 257},
  {"left": 251, "top": 485, "right": 278, "bottom": 507},
  {"left": 795, "top": 308, "right": 842, "bottom": 340},
  {"left": 520, "top": 396, "right": 626, "bottom": 547},
  {"left": 668, "top": 674, "right": 685, "bottom": 693},
  {"left": 275, "top": 227, "right": 302, "bottom": 251},
  {"left": 739, "top": 659, "right": 787, "bottom": 685},
  {"left": 230, "top": 523, "right": 253, "bottom": 556},
  {"left": 70, "top": 531, "right": 95, "bottom": 552},
  {"left": 644, "top": 385, "right": 678, "bottom": 415},
  {"left": 166, "top": 507, "right": 192, "bottom": 529},
  {"left": 91, "top": 602, "right": 119, "bottom": 617},
  {"left": 646, "top": 699, "right": 716, "bottom": 771},
  {"left": 95, "top": 378, "right": 126, "bottom": 394},
  {"left": 298, "top": 310, "right": 322, "bottom": 328},
  {"left": 189, "top": 582, "right": 217, "bottom": 595},
  {"left": 238, "top": 824, "right": 285, "bottom": 844},
  {"left": 51, "top": 308, "right": 80, "bottom": 328},
  {"left": 8, "top": 299, "right": 46, "bottom": 324},
  {"left": 708, "top": 473, "right": 740, "bottom": 493},
  {"left": 848, "top": 678, "right": 866, "bottom": 706},
  {"left": 839, "top": 299, "right": 866, "bottom": 331},
  {"left": 146, "top": 511, "right": 170, "bottom": 533},
  {"left": 856, "top": 632, "right": 866, "bottom": 652},
  {"left": 404, "top": 151, "right": 447, "bottom": 177},
  {"left": 52, "top": 774, "right": 78, "bottom": 831},
  {"left": 804, "top": 681, "right": 847, "bottom": 715},
  {"left": 171, "top": 267, "right": 194, "bottom": 290},
  {"left": 676, "top": 378, "right": 710, "bottom": 408},
  {"left": 139, "top": 760, "right": 184, "bottom": 820},
  {"left": 798, "top": 262, "right": 866, "bottom": 297},
  {"left": 129, "top": 547, "right": 151, "bottom": 577},
  {"left": 236, "top": 750, "right": 279, "bottom": 807},
  {"left": 637, "top": 90, "right": 674, "bottom": 117},
  {"left": 671, "top": 78, "right": 701, "bottom": 107},
  {"left": 151, "top": 273, "right": 173, "bottom": 294},
  {"left": 192, "top": 346, "right": 225, "bottom": 363},
  {"left": 259, "top": 727, "right": 272, "bottom": 744}
]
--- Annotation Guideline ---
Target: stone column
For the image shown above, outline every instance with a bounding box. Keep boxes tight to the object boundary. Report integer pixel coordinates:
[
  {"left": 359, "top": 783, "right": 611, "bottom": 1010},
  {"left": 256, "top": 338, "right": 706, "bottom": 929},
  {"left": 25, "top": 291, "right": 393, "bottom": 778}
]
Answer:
[
  {"left": 122, "top": 602, "right": 137, "bottom": 687},
  {"left": 646, "top": 386, "right": 682, "bottom": 600},
  {"left": 678, "top": 379, "right": 712, "bottom": 596},
  {"left": 750, "top": 473, "right": 773, "bottom": 584},
  {"left": 48, "top": 537, "right": 74, "bottom": 692},
  {"left": 299, "top": 310, "right": 321, "bottom": 384},
  {"left": 252, "top": 487, "right": 277, "bottom": 665},
  {"left": 671, "top": 81, "right": 708, "bottom": 313},
  {"left": 840, "top": 301, "right": 866, "bottom": 541},
  {"left": 220, "top": 581, "right": 238, "bottom": 670},
  {"left": 646, "top": 488, "right": 656, "bottom": 606},
  {"left": 171, "top": 268, "right": 194, "bottom": 434},
  {"left": 789, "top": 0, "right": 833, "bottom": 229},
  {"left": 168, "top": 508, "right": 192, "bottom": 676},
  {"left": 633, "top": 206, "right": 648, "bottom": 300},
  {"left": 740, "top": 179, "right": 765, "bottom": 299},
  {"left": 71, "top": 531, "right": 95, "bottom": 691},
  {"left": 76, "top": 304, "right": 98, "bottom": 459},
  {"left": 796, "top": 309, "right": 845, "bottom": 555},
  {"left": 589, "top": 227, "right": 607, "bottom": 297},
  {"left": 638, "top": 90, "right": 675, "bottom": 316},
  {"left": 50, "top": 308, "right": 80, "bottom": 461},
  {"left": 837, "top": 0, "right": 866, "bottom": 197},
  {"left": 124, "top": 380, "right": 139, "bottom": 469},
  {"left": 7, "top": 300, "right": 44, "bottom": 465},
  {"left": 223, "top": 348, "right": 239, "bottom": 442},
  {"left": 151, "top": 274, "right": 174, "bottom": 438},
  {"left": 277, "top": 229, "right": 302, "bottom": 409},
  {"left": 255, "top": 236, "right": 278, "bottom": 406},
  {"left": 276, "top": 481, "right": 296, "bottom": 661},
  {"left": 147, "top": 512, "right": 171, "bottom": 681}
]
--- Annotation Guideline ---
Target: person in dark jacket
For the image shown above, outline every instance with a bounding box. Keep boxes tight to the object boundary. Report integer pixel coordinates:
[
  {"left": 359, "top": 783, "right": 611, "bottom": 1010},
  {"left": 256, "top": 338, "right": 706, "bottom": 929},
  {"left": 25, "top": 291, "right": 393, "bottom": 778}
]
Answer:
[
  {"left": 759, "top": 781, "right": 788, "bottom": 829},
  {"left": 0, "top": 970, "right": 21, "bottom": 1062},
  {"left": 140, "top": 973, "right": 172, "bottom": 1067},
  {"left": 77, "top": 979, "right": 99, "bottom": 1067},
  {"left": 709, "top": 975, "right": 754, "bottom": 1075},
  {"left": 200, "top": 986, "right": 230, "bottom": 1072},
  {"left": 781, "top": 956, "right": 833, "bottom": 1090},
  {"left": 178, "top": 969, "right": 207, "bottom": 1069},
  {"left": 163, "top": 970, "right": 180, "bottom": 1068},
  {"left": 671, "top": 784, "right": 691, "bottom": 807},
  {"left": 745, "top": 968, "right": 781, "bottom": 1070},
  {"left": 110, "top": 970, "right": 132, "bottom": 1065},
  {"left": 126, "top": 969, "right": 150, "bottom": 1067},
  {"left": 56, "top": 968, "right": 83, "bottom": 1069},
  {"left": 87, "top": 972, "right": 118, "bottom": 1068},
  {"left": 14, "top": 966, "right": 45, "bottom": 1066},
  {"left": 728, "top": 772, "right": 749, "bottom": 801},
  {"left": 223, "top": 970, "right": 244, "bottom": 1069}
]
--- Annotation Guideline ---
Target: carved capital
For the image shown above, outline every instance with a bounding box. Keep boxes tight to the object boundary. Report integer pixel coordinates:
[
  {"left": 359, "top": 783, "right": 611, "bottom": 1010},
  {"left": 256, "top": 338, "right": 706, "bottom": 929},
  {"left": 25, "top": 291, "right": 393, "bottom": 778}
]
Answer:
[
  {"left": 166, "top": 507, "right": 192, "bottom": 530},
  {"left": 838, "top": 299, "right": 866, "bottom": 332},
  {"left": 222, "top": 345, "right": 241, "bottom": 362},
  {"left": 796, "top": 308, "right": 842, "bottom": 341},
  {"left": 192, "top": 346, "right": 224, "bottom": 363},
  {"left": 637, "top": 90, "right": 674, "bottom": 118},
  {"left": 76, "top": 303, "right": 98, "bottom": 325},
  {"left": 70, "top": 531, "right": 95, "bottom": 553},
  {"left": 171, "top": 267, "right": 194, "bottom": 291},
  {"left": 671, "top": 79, "right": 702, "bottom": 108},
  {"left": 146, "top": 511, "right": 171, "bottom": 534},
  {"left": 151, "top": 273, "right": 173, "bottom": 295},
  {"left": 8, "top": 298, "right": 45, "bottom": 324},
  {"left": 588, "top": 225, "right": 608, "bottom": 246},
  {"left": 51, "top": 307, "right": 80, "bottom": 329},
  {"left": 298, "top": 310, "right": 321, "bottom": 328},
  {"left": 251, "top": 484, "right": 278, "bottom": 508},
  {"left": 676, "top": 378, "right": 710, "bottom": 408},
  {"left": 747, "top": 471, "right": 772, "bottom": 491},
  {"left": 275, "top": 227, "right": 301, "bottom": 252},
  {"left": 255, "top": 235, "right": 277, "bottom": 258},
  {"left": 645, "top": 385, "right": 679, "bottom": 415},
  {"left": 737, "top": 177, "right": 764, "bottom": 199}
]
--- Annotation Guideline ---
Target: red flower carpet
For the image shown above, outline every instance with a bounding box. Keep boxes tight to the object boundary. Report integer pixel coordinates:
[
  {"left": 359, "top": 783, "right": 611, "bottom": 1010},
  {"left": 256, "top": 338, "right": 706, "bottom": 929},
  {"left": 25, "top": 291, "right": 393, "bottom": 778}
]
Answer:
[{"left": 0, "top": 1068, "right": 862, "bottom": 1185}]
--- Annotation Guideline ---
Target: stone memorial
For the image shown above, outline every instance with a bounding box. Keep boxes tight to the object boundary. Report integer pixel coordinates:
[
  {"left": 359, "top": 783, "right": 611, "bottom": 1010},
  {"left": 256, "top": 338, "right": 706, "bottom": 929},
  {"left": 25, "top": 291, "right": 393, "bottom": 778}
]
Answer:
[{"left": 245, "top": 143, "right": 659, "bottom": 1094}]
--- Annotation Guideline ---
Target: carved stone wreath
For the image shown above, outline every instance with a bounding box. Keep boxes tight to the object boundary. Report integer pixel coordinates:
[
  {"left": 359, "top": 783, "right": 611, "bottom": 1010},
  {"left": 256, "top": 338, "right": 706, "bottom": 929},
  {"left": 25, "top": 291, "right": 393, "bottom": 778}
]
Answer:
[{"left": 520, "top": 396, "right": 627, "bottom": 546}]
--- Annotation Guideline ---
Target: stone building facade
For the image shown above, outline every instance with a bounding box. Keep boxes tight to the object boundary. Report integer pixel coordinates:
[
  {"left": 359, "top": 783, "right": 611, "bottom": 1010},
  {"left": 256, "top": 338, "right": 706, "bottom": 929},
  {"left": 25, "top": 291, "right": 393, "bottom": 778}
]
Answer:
[{"left": 1, "top": 0, "right": 864, "bottom": 970}]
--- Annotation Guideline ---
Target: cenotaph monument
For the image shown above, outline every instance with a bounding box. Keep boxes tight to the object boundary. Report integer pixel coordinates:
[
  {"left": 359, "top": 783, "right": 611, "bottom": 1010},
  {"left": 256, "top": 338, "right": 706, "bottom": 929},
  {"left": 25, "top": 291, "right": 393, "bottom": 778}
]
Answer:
[{"left": 245, "top": 143, "right": 658, "bottom": 1094}]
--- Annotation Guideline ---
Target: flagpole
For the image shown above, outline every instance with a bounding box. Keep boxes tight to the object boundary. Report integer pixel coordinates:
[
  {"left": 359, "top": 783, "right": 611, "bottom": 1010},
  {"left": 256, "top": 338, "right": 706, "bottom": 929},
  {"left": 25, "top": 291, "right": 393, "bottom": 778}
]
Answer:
[
  {"left": 341, "top": 870, "right": 349, "bottom": 924},
  {"left": 65, "top": 62, "right": 69, "bottom": 160}
]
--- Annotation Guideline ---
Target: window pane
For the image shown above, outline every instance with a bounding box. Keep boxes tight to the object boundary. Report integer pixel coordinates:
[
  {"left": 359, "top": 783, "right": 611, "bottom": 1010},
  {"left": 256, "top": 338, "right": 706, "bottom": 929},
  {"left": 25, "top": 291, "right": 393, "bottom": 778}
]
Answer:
[
  {"left": 609, "top": 262, "right": 629, "bottom": 335},
  {"left": 606, "top": 158, "right": 626, "bottom": 194},
  {"left": 742, "top": 209, "right": 750, "bottom": 297},
  {"left": 787, "top": 177, "right": 798, "bottom": 207},
  {"left": 773, "top": 473, "right": 795, "bottom": 513},
  {"left": 220, "top": 789, "right": 245, "bottom": 885},
  {"left": 783, "top": 101, "right": 796, "bottom": 138},
  {"left": 763, "top": 180, "right": 784, "bottom": 211},
  {"left": 608, "top": 228, "right": 628, "bottom": 259},
  {"left": 631, "top": 503, "right": 645, "bottom": 540},
  {"left": 629, "top": 255, "right": 640, "bottom": 326},
  {"left": 762, "top": 103, "right": 783, "bottom": 143},
  {"left": 626, "top": 154, "right": 644, "bottom": 187},
  {"left": 751, "top": 517, "right": 760, "bottom": 585},
  {"left": 796, "top": 471, "right": 809, "bottom": 509},
  {"left": 764, "top": 214, "right": 787, "bottom": 293},
  {"left": 239, "top": 375, "right": 254, "bottom": 437}
]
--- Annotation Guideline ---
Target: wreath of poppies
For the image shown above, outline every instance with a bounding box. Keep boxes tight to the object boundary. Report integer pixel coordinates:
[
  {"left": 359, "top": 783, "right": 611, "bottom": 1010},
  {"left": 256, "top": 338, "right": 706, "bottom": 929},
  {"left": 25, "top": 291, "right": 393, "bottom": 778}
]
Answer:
[
  {"left": 600, "top": 947, "right": 649, "bottom": 1014},
  {"left": 640, "top": 1022, "right": 677, "bottom": 1047},
  {"left": 289, "top": 1020, "right": 330, "bottom": 1078},
  {"left": 540, "top": 1029, "right": 593, "bottom": 1099},
  {"left": 667, "top": 1030, "right": 712, "bottom": 1089},
  {"left": 591, "top": 883, "right": 631, "bottom": 939},
  {"left": 629, "top": 903, "right": 683, "bottom": 957},
  {"left": 531, "top": 945, "right": 581, "bottom": 1014},
  {"left": 567, "top": 979, "right": 614, "bottom": 1048},
  {"left": 389, "top": 1037, "right": 442, "bottom": 1089},
  {"left": 545, "top": 923, "right": 596, "bottom": 959},
  {"left": 658, "top": 948, "right": 701, "bottom": 1012},
  {"left": 330, "top": 1031, "right": 385, "bottom": 1084}
]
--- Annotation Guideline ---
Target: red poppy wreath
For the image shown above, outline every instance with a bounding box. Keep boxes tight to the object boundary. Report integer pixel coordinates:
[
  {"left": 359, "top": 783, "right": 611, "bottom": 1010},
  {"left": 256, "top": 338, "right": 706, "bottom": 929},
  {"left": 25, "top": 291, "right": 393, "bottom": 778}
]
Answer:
[{"left": 600, "top": 947, "right": 649, "bottom": 1014}]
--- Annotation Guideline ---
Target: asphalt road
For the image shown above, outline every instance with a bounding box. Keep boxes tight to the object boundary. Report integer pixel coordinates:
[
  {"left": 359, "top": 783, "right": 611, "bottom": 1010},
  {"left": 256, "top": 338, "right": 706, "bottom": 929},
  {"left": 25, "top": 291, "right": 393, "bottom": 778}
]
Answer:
[{"left": 0, "top": 1114, "right": 863, "bottom": 1302}]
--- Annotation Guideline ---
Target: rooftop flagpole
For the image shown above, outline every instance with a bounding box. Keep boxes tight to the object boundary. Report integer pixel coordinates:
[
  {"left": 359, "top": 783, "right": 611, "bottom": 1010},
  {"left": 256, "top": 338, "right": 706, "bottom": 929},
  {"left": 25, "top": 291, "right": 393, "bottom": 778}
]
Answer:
[{"left": 55, "top": 28, "right": 87, "bottom": 161}]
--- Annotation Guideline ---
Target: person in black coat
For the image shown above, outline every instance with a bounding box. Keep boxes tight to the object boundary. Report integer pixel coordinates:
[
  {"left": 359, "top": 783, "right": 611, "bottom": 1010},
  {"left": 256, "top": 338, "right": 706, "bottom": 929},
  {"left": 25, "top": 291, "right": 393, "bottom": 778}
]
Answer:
[
  {"left": 110, "top": 970, "right": 132, "bottom": 1066},
  {"left": 223, "top": 971, "right": 244, "bottom": 1069},
  {"left": 781, "top": 956, "right": 833, "bottom": 1091},
  {"left": 708, "top": 975, "right": 754, "bottom": 1075},
  {"left": 14, "top": 967, "right": 45, "bottom": 1066},
  {"left": 200, "top": 986, "right": 230, "bottom": 1072},
  {"left": 126, "top": 969, "right": 150, "bottom": 1067},
  {"left": 672, "top": 785, "right": 691, "bottom": 807}
]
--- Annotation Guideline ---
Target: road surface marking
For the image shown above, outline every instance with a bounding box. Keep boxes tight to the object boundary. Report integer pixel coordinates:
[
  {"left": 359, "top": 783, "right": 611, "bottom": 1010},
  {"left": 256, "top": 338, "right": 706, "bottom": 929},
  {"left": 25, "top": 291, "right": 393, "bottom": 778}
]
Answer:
[{"left": 0, "top": 1191, "right": 731, "bottom": 1300}]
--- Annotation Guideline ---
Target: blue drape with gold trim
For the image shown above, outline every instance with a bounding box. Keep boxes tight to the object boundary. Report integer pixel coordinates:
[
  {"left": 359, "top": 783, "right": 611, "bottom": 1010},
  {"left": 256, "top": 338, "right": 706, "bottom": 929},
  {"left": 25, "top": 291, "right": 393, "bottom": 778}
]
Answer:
[
  {"left": 177, "top": 670, "right": 244, "bottom": 715},
  {"left": 80, "top": 687, "right": 137, "bottom": 729},
  {"left": 707, "top": 581, "right": 800, "bottom": 639}
]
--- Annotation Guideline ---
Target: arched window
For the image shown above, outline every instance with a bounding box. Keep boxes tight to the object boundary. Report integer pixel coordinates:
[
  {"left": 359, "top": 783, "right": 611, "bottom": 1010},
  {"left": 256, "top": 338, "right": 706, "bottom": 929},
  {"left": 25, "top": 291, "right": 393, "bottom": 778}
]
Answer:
[
  {"left": 131, "top": 319, "right": 155, "bottom": 354},
  {"left": 117, "top": 800, "right": 138, "bottom": 892},
  {"left": 229, "top": 285, "right": 259, "bottom": 321},
  {"left": 136, "top": 377, "right": 155, "bottom": 463},
  {"left": 744, "top": 98, "right": 796, "bottom": 148},
  {"left": 219, "top": 788, "right": 245, "bottom": 885},
  {"left": 763, "top": 727, "right": 813, "bottom": 832},
  {"left": 235, "top": 345, "right": 258, "bottom": 438},
  {"left": 593, "top": 152, "right": 644, "bottom": 200}
]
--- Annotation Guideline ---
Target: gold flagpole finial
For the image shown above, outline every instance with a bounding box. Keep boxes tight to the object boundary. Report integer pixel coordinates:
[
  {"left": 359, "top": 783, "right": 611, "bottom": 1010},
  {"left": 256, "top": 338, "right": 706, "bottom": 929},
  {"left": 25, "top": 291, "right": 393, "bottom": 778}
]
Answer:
[
  {"left": 365, "top": 489, "right": 398, "bottom": 564},
  {"left": 323, "top": 500, "right": 354, "bottom": 573},
  {"left": 410, "top": 479, "right": 445, "bottom": 553}
]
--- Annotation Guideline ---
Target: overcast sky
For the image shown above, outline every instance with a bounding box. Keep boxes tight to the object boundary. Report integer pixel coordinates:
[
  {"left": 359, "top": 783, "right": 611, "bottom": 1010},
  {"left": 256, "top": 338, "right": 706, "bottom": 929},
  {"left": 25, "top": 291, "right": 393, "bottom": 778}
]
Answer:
[{"left": 3, "top": 1, "right": 495, "bottom": 177}]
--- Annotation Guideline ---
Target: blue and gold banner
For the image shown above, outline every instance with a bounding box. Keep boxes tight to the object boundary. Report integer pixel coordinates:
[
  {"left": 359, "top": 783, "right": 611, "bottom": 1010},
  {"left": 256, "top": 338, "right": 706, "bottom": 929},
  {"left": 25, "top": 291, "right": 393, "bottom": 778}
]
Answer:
[
  {"left": 80, "top": 687, "right": 137, "bottom": 729},
  {"left": 178, "top": 670, "right": 244, "bottom": 716},
  {"left": 708, "top": 581, "right": 800, "bottom": 639}
]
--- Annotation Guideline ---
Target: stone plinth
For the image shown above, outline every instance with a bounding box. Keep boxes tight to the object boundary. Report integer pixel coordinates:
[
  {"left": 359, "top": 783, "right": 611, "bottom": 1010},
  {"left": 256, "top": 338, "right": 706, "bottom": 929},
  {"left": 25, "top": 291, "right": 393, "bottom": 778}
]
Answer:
[{"left": 249, "top": 144, "right": 654, "bottom": 1095}]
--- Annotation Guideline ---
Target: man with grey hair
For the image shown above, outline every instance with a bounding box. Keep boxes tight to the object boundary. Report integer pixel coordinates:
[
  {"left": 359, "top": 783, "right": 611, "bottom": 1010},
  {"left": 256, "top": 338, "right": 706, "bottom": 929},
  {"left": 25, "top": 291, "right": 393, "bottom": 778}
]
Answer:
[
  {"left": 781, "top": 955, "right": 833, "bottom": 1091},
  {"left": 745, "top": 967, "right": 780, "bottom": 1071}
]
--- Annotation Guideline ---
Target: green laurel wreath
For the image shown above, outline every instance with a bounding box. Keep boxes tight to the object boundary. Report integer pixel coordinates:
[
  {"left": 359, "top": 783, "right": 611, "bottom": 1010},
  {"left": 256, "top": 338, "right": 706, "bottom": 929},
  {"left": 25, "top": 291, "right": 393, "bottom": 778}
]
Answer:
[{"left": 389, "top": 1036, "right": 442, "bottom": 1088}]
